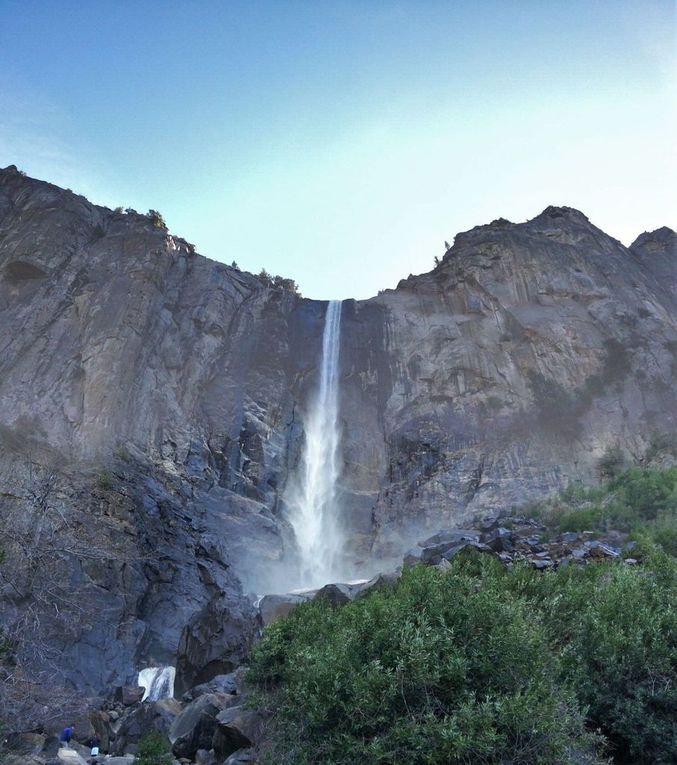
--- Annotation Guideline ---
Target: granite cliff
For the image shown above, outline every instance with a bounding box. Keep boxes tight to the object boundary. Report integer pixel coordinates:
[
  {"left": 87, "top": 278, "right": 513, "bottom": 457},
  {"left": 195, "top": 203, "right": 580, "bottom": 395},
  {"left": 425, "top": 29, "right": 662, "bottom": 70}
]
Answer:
[{"left": 0, "top": 165, "right": 675, "bottom": 718}]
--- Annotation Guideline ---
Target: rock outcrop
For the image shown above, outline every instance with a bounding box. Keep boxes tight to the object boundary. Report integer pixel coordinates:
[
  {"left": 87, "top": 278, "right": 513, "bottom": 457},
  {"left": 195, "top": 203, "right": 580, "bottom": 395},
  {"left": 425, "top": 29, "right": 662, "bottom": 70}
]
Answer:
[{"left": 0, "top": 166, "right": 675, "bottom": 724}]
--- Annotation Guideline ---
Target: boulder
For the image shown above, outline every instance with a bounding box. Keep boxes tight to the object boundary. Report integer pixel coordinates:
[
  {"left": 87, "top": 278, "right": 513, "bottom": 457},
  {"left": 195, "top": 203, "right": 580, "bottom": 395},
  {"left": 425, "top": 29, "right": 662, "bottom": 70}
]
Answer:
[
  {"left": 88, "top": 708, "right": 112, "bottom": 752},
  {"left": 2, "top": 732, "right": 47, "bottom": 758},
  {"left": 175, "top": 593, "right": 257, "bottom": 694},
  {"left": 213, "top": 707, "right": 266, "bottom": 759},
  {"left": 56, "top": 748, "right": 89, "bottom": 765},
  {"left": 185, "top": 671, "right": 239, "bottom": 701},
  {"left": 223, "top": 748, "right": 256, "bottom": 764},
  {"left": 559, "top": 531, "right": 579, "bottom": 545},
  {"left": 479, "top": 515, "right": 500, "bottom": 532},
  {"left": 419, "top": 531, "right": 484, "bottom": 563},
  {"left": 112, "top": 697, "right": 182, "bottom": 754},
  {"left": 483, "top": 527, "right": 514, "bottom": 553},
  {"left": 586, "top": 541, "right": 620, "bottom": 558},
  {"left": 523, "top": 534, "right": 543, "bottom": 550},
  {"left": 170, "top": 693, "right": 232, "bottom": 760},
  {"left": 314, "top": 583, "right": 353, "bottom": 607},
  {"left": 441, "top": 541, "right": 492, "bottom": 561},
  {"left": 257, "top": 592, "right": 311, "bottom": 626},
  {"left": 115, "top": 685, "right": 145, "bottom": 706},
  {"left": 403, "top": 547, "right": 423, "bottom": 567},
  {"left": 196, "top": 749, "right": 218, "bottom": 764},
  {"left": 418, "top": 528, "right": 480, "bottom": 548},
  {"left": 351, "top": 572, "right": 399, "bottom": 600}
]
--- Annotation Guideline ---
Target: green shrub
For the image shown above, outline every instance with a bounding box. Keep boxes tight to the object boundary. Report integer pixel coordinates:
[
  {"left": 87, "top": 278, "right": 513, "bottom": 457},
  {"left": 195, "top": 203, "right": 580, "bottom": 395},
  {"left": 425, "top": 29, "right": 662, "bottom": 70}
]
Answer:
[
  {"left": 257, "top": 268, "right": 301, "bottom": 295},
  {"left": 114, "top": 445, "right": 131, "bottom": 462},
  {"left": 147, "top": 209, "right": 167, "bottom": 230},
  {"left": 251, "top": 547, "right": 677, "bottom": 764},
  {"left": 598, "top": 445, "right": 626, "bottom": 479},
  {"left": 250, "top": 558, "right": 605, "bottom": 764},
  {"left": 610, "top": 467, "right": 677, "bottom": 519},
  {"left": 97, "top": 470, "right": 113, "bottom": 490},
  {"left": 135, "top": 730, "right": 172, "bottom": 765},
  {"left": 514, "top": 548, "right": 676, "bottom": 764},
  {"left": 540, "top": 468, "right": 677, "bottom": 554}
]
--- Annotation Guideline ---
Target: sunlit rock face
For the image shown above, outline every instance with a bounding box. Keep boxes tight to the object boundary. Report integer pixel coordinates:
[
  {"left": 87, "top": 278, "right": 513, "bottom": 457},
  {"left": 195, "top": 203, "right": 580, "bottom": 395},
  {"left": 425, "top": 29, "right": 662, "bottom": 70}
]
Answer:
[
  {"left": 350, "top": 208, "right": 677, "bottom": 558},
  {"left": 0, "top": 166, "right": 675, "bottom": 697}
]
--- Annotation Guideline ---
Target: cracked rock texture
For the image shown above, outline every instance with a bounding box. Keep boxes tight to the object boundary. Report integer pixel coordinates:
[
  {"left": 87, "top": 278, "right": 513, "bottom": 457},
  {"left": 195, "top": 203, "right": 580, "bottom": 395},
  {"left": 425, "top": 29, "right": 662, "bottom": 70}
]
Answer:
[{"left": 0, "top": 166, "right": 675, "bottom": 707}]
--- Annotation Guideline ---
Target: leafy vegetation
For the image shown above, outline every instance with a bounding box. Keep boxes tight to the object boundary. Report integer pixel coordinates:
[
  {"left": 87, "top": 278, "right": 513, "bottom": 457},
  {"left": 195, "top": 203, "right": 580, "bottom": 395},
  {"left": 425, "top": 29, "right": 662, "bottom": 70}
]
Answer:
[
  {"left": 597, "top": 444, "right": 626, "bottom": 479},
  {"left": 258, "top": 268, "right": 301, "bottom": 295},
  {"left": 250, "top": 469, "right": 677, "bottom": 764},
  {"left": 135, "top": 730, "right": 173, "bottom": 765},
  {"left": 97, "top": 469, "right": 114, "bottom": 490},
  {"left": 115, "top": 444, "right": 131, "bottom": 462},
  {"left": 539, "top": 467, "right": 677, "bottom": 555},
  {"left": 147, "top": 209, "right": 167, "bottom": 230}
]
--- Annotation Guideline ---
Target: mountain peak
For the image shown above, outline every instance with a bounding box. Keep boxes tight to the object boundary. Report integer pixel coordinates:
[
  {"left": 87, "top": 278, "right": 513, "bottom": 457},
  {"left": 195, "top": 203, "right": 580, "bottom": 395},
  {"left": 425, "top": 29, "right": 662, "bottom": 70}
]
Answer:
[
  {"left": 631, "top": 226, "right": 677, "bottom": 254},
  {"left": 529, "top": 206, "right": 591, "bottom": 226}
]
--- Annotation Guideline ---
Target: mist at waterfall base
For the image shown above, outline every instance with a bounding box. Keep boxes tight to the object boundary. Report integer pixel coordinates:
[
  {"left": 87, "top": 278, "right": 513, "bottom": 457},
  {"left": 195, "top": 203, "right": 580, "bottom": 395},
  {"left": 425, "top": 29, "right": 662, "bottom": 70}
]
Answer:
[{"left": 279, "top": 300, "right": 350, "bottom": 591}]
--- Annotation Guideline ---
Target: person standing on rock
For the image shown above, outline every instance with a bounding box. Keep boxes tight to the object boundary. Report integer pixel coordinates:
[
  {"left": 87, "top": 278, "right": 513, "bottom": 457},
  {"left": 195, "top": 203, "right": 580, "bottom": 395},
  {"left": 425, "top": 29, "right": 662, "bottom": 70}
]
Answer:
[{"left": 60, "top": 724, "right": 74, "bottom": 747}]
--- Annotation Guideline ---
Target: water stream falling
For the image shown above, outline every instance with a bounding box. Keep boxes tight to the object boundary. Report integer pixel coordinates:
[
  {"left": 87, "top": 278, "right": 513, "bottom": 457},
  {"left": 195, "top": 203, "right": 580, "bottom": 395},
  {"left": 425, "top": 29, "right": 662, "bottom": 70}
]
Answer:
[
  {"left": 286, "top": 300, "right": 344, "bottom": 588},
  {"left": 138, "top": 666, "right": 175, "bottom": 701}
]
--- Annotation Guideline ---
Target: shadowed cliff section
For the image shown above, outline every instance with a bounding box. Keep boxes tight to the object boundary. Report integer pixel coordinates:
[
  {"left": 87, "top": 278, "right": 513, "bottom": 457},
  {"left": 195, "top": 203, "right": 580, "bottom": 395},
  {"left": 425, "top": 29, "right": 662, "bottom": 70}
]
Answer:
[{"left": 0, "top": 165, "right": 675, "bottom": 710}]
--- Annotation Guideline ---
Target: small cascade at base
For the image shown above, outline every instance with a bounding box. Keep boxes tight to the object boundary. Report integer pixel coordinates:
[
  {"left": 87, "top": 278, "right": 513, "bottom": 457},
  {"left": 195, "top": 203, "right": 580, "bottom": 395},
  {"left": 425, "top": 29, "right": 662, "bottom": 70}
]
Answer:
[{"left": 138, "top": 665, "right": 175, "bottom": 701}]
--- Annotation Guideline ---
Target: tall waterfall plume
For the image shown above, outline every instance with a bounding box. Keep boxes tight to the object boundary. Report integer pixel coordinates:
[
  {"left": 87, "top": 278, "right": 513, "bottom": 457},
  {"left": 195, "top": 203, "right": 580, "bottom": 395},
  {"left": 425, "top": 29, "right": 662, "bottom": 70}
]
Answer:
[{"left": 286, "top": 300, "right": 344, "bottom": 588}]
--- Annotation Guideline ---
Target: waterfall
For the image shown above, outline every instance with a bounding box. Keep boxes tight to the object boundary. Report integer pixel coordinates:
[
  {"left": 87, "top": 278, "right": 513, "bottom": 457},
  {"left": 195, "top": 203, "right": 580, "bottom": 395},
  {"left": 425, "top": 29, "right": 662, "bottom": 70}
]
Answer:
[
  {"left": 138, "top": 666, "right": 175, "bottom": 701},
  {"left": 286, "top": 300, "right": 344, "bottom": 588}
]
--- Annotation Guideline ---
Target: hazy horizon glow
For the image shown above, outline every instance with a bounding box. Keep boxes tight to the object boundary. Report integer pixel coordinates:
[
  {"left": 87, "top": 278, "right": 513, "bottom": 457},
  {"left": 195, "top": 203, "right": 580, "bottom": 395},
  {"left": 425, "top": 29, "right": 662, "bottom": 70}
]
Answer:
[{"left": 0, "top": 1, "right": 675, "bottom": 299}]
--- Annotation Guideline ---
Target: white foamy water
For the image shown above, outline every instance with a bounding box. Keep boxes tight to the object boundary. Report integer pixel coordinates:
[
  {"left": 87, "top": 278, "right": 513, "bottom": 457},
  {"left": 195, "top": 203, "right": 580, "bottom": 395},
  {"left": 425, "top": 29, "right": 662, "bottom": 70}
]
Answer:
[
  {"left": 138, "top": 666, "right": 175, "bottom": 701},
  {"left": 285, "top": 300, "right": 344, "bottom": 588}
]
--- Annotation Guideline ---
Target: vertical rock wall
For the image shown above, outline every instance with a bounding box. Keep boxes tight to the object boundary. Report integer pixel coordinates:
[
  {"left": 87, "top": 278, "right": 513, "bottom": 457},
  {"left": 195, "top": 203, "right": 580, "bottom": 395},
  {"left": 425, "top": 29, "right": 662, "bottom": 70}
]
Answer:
[{"left": 0, "top": 166, "right": 675, "bottom": 699}]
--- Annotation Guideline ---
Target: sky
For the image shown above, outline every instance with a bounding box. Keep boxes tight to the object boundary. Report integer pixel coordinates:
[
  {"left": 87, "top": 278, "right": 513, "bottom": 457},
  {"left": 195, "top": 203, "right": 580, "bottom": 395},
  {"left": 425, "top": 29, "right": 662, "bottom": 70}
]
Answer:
[{"left": 0, "top": 1, "right": 675, "bottom": 300}]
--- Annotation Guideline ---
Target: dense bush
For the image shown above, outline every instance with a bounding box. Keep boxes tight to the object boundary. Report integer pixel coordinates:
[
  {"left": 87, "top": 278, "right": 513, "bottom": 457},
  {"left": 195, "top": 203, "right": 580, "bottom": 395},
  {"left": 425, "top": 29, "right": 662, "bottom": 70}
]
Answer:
[
  {"left": 597, "top": 445, "right": 626, "bottom": 479},
  {"left": 512, "top": 548, "right": 676, "bottom": 764},
  {"left": 545, "top": 468, "right": 677, "bottom": 555},
  {"left": 250, "top": 549, "right": 676, "bottom": 764},
  {"left": 251, "top": 557, "right": 604, "bottom": 764}
]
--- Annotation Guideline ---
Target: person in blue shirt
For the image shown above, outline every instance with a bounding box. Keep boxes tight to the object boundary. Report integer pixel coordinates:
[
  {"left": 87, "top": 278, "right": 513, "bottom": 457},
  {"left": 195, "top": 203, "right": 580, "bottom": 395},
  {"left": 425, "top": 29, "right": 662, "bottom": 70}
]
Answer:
[{"left": 59, "top": 725, "right": 74, "bottom": 747}]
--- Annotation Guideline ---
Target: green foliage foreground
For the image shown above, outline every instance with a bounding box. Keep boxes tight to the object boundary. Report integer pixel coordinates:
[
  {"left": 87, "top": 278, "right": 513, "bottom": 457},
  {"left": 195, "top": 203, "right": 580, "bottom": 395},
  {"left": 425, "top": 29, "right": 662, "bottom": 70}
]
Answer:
[{"left": 250, "top": 550, "right": 676, "bottom": 765}]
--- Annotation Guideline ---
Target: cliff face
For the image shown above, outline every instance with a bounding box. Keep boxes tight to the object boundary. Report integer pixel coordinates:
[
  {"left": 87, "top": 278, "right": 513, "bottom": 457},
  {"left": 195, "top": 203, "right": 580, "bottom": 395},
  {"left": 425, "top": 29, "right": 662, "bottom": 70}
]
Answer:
[
  {"left": 0, "top": 166, "right": 675, "bottom": 699},
  {"left": 354, "top": 209, "right": 677, "bottom": 554}
]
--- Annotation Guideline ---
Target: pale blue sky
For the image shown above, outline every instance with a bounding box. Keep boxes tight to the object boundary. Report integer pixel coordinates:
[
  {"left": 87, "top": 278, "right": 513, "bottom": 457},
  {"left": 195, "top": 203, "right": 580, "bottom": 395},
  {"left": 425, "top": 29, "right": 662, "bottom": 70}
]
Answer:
[{"left": 0, "top": 1, "right": 674, "bottom": 299}]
